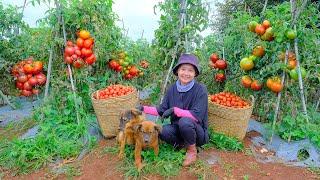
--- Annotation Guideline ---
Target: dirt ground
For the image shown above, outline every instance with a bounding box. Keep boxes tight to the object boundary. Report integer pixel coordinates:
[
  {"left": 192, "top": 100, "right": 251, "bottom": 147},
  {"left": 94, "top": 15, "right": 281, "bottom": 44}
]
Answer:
[{"left": 3, "top": 131, "right": 319, "bottom": 180}]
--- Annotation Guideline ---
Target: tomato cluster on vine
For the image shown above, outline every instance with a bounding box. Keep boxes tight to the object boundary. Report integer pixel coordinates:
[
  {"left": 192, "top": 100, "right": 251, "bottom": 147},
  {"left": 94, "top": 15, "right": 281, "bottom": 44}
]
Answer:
[
  {"left": 208, "top": 53, "right": 228, "bottom": 82},
  {"left": 108, "top": 51, "right": 146, "bottom": 80},
  {"left": 11, "top": 57, "right": 46, "bottom": 96},
  {"left": 64, "top": 30, "right": 96, "bottom": 68}
]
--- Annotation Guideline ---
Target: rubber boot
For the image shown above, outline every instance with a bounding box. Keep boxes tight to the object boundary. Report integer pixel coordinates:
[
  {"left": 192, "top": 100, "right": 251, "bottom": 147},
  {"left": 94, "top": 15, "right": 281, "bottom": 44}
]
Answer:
[{"left": 182, "top": 144, "right": 197, "bottom": 167}]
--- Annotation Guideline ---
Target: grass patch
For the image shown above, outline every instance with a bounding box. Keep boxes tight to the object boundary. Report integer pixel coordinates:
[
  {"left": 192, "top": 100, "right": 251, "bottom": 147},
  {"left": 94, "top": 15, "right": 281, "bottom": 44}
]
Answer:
[
  {"left": 0, "top": 118, "right": 36, "bottom": 141},
  {"left": 308, "top": 167, "right": 320, "bottom": 177},
  {"left": 203, "top": 129, "right": 244, "bottom": 151},
  {"left": 105, "top": 143, "right": 184, "bottom": 178},
  {"left": 0, "top": 93, "right": 97, "bottom": 175}
]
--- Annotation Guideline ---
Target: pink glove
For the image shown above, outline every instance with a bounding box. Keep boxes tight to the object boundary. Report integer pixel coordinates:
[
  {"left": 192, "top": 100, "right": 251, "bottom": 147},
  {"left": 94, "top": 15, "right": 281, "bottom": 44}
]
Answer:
[
  {"left": 173, "top": 107, "right": 198, "bottom": 122},
  {"left": 143, "top": 106, "right": 159, "bottom": 116}
]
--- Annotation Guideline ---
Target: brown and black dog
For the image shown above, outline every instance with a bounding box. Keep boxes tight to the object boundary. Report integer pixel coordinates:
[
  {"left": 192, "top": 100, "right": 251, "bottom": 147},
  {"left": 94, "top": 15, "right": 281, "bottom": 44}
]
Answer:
[
  {"left": 117, "top": 108, "right": 161, "bottom": 171},
  {"left": 118, "top": 108, "right": 145, "bottom": 159},
  {"left": 133, "top": 121, "right": 161, "bottom": 170}
]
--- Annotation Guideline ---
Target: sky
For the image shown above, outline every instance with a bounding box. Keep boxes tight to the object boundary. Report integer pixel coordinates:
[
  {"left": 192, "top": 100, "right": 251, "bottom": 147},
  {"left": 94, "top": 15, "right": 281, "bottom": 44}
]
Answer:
[{"left": 2, "top": 0, "right": 215, "bottom": 42}]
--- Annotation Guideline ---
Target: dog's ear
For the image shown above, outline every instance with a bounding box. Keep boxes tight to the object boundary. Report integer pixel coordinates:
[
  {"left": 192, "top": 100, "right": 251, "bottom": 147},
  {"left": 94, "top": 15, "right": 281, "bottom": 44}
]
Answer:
[
  {"left": 131, "top": 108, "right": 142, "bottom": 116},
  {"left": 133, "top": 123, "right": 142, "bottom": 132},
  {"left": 154, "top": 124, "right": 162, "bottom": 133}
]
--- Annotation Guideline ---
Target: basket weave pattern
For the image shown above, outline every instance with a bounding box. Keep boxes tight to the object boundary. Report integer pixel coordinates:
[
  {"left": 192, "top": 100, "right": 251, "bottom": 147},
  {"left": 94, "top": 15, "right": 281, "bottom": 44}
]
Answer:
[
  {"left": 91, "top": 88, "right": 138, "bottom": 138},
  {"left": 208, "top": 96, "right": 254, "bottom": 140}
]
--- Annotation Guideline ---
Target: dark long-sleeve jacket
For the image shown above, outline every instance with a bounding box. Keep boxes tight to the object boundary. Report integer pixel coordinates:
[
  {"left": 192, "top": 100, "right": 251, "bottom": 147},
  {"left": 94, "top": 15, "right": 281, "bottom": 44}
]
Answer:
[{"left": 156, "top": 81, "right": 208, "bottom": 131}]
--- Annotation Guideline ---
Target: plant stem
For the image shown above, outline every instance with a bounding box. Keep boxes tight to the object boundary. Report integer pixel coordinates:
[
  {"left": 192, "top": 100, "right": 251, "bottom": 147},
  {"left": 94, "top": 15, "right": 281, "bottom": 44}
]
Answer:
[
  {"left": 55, "top": 0, "right": 80, "bottom": 125},
  {"left": 0, "top": 90, "right": 16, "bottom": 109}
]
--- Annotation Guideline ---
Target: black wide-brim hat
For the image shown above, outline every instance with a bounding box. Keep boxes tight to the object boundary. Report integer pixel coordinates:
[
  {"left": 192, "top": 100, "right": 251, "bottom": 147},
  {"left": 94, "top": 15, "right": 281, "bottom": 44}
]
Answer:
[{"left": 172, "top": 53, "right": 200, "bottom": 77}]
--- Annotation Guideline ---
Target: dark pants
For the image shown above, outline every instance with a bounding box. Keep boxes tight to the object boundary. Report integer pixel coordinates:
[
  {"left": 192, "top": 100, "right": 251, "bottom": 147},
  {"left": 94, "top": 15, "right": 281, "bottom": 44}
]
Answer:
[{"left": 159, "top": 117, "right": 206, "bottom": 147}]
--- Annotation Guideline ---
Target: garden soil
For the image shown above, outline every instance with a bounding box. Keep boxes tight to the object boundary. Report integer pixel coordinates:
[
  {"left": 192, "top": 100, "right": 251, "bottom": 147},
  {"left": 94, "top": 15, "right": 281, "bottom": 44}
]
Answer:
[{"left": 3, "top": 132, "right": 319, "bottom": 180}]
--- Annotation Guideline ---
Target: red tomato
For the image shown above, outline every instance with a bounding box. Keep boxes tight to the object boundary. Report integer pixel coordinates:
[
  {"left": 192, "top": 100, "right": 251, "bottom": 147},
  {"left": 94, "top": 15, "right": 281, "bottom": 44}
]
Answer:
[
  {"left": 23, "top": 64, "right": 34, "bottom": 74},
  {"left": 28, "top": 77, "right": 38, "bottom": 86},
  {"left": 81, "top": 48, "right": 93, "bottom": 57},
  {"left": 66, "top": 40, "right": 73, "bottom": 47},
  {"left": 85, "top": 54, "right": 96, "bottom": 65},
  {"left": 83, "top": 38, "right": 94, "bottom": 49},
  {"left": 18, "top": 75, "right": 28, "bottom": 83},
  {"left": 76, "top": 38, "right": 84, "bottom": 48},
  {"left": 23, "top": 82, "right": 32, "bottom": 91},
  {"left": 215, "top": 60, "right": 227, "bottom": 70},
  {"left": 64, "top": 46, "right": 75, "bottom": 56},
  {"left": 21, "top": 90, "right": 32, "bottom": 97},
  {"left": 16, "top": 82, "right": 24, "bottom": 90},
  {"left": 35, "top": 73, "right": 46, "bottom": 85},
  {"left": 210, "top": 53, "right": 219, "bottom": 63},
  {"left": 32, "top": 61, "right": 43, "bottom": 74},
  {"left": 64, "top": 56, "right": 73, "bottom": 64},
  {"left": 32, "top": 89, "right": 40, "bottom": 95},
  {"left": 73, "top": 59, "right": 84, "bottom": 69}
]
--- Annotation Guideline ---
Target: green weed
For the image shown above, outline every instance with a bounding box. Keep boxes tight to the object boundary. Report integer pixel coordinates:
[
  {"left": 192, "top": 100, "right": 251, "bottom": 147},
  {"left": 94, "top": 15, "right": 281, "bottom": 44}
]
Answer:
[
  {"left": 203, "top": 129, "right": 244, "bottom": 151},
  {"left": 0, "top": 118, "right": 36, "bottom": 141},
  {"left": 188, "top": 160, "right": 217, "bottom": 180},
  {"left": 0, "top": 92, "right": 96, "bottom": 175},
  {"left": 105, "top": 143, "right": 184, "bottom": 178}
]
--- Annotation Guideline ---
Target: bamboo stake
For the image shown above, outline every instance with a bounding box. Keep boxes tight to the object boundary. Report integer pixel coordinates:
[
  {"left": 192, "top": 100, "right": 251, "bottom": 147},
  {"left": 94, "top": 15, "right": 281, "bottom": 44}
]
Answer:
[
  {"left": 290, "top": 0, "right": 309, "bottom": 120},
  {"left": 159, "top": 0, "right": 188, "bottom": 104},
  {"left": 316, "top": 96, "right": 320, "bottom": 111},
  {"left": 262, "top": 0, "right": 268, "bottom": 15},
  {"left": 270, "top": 43, "right": 290, "bottom": 143},
  {"left": 293, "top": 25, "right": 308, "bottom": 121},
  {"left": 55, "top": 0, "right": 80, "bottom": 125},
  {"left": 222, "top": 47, "right": 225, "bottom": 60},
  {"left": 44, "top": 48, "right": 53, "bottom": 98}
]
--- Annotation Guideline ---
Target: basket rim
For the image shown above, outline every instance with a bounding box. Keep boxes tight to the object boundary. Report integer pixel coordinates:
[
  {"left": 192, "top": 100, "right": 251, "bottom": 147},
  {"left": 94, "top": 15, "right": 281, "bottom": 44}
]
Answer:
[
  {"left": 208, "top": 95, "right": 254, "bottom": 111},
  {"left": 91, "top": 87, "right": 138, "bottom": 101}
]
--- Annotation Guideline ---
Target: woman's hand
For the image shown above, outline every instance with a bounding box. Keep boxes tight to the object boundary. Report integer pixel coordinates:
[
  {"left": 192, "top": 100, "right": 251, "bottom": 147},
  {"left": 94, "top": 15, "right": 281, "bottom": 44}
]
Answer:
[{"left": 162, "top": 108, "right": 174, "bottom": 118}]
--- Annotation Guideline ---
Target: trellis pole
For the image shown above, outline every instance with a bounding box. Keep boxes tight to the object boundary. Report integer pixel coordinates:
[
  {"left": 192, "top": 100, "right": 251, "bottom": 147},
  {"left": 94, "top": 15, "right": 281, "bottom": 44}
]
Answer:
[
  {"left": 270, "top": 43, "right": 290, "bottom": 143},
  {"left": 291, "top": 0, "right": 309, "bottom": 120},
  {"left": 44, "top": 48, "right": 53, "bottom": 98},
  {"left": 54, "top": 0, "right": 80, "bottom": 125},
  {"left": 270, "top": 0, "right": 309, "bottom": 143},
  {"left": 159, "top": 0, "right": 189, "bottom": 104}
]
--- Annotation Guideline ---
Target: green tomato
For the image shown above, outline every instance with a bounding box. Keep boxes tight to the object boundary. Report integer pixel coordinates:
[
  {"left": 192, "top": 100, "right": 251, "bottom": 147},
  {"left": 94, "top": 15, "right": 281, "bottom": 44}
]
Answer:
[
  {"left": 286, "top": 29, "right": 297, "bottom": 40},
  {"left": 248, "top": 21, "right": 258, "bottom": 32},
  {"left": 289, "top": 67, "right": 307, "bottom": 80}
]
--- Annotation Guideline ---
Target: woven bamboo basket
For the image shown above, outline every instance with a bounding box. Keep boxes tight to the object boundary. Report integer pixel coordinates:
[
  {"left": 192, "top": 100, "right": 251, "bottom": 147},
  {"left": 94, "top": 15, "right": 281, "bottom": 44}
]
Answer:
[
  {"left": 91, "top": 88, "right": 138, "bottom": 138},
  {"left": 208, "top": 95, "right": 254, "bottom": 140}
]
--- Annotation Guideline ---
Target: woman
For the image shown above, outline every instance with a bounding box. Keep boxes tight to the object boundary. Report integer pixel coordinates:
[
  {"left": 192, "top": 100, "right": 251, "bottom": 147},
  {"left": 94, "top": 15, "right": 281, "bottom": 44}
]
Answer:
[{"left": 139, "top": 53, "right": 209, "bottom": 167}]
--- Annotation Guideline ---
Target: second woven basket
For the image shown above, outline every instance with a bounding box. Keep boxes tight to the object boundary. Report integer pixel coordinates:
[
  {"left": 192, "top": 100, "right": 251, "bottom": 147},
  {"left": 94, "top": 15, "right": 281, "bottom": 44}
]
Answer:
[
  {"left": 91, "top": 88, "right": 138, "bottom": 138},
  {"left": 208, "top": 95, "right": 254, "bottom": 140}
]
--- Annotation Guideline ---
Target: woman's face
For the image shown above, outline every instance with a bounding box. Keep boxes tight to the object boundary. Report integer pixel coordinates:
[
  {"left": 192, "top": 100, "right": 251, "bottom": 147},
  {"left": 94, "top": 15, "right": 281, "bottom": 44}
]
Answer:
[{"left": 177, "top": 64, "right": 196, "bottom": 85}]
